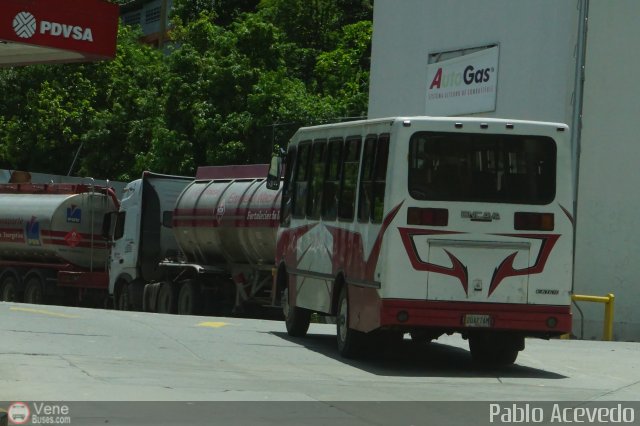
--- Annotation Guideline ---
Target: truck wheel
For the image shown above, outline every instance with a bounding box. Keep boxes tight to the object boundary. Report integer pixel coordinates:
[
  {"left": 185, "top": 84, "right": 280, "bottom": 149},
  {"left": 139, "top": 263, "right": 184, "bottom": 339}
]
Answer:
[
  {"left": 336, "top": 286, "right": 364, "bottom": 358},
  {"left": 157, "top": 282, "right": 177, "bottom": 314},
  {"left": 24, "top": 276, "right": 45, "bottom": 305},
  {"left": 469, "top": 332, "right": 523, "bottom": 367},
  {"left": 142, "top": 283, "right": 156, "bottom": 312},
  {"left": 178, "top": 280, "right": 202, "bottom": 315},
  {"left": 282, "top": 287, "right": 310, "bottom": 337},
  {"left": 116, "top": 283, "right": 130, "bottom": 311},
  {"left": 1, "top": 275, "right": 19, "bottom": 302},
  {"left": 128, "top": 280, "right": 144, "bottom": 311}
]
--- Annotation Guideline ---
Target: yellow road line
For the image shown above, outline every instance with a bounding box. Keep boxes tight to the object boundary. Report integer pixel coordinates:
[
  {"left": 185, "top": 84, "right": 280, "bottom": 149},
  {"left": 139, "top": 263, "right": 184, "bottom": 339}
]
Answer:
[
  {"left": 197, "top": 321, "right": 229, "bottom": 328},
  {"left": 9, "top": 307, "right": 80, "bottom": 319}
]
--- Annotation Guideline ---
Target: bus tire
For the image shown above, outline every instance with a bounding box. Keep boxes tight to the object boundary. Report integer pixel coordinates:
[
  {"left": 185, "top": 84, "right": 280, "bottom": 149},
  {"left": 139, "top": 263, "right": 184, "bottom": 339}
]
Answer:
[
  {"left": 177, "top": 280, "right": 202, "bottom": 315},
  {"left": 469, "top": 332, "right": 522, "bottom": 366},
  {"left": 336, "top": 285, "right": 364, "bottom": 358},
  {"left": 282, "top": 286, "right": 311, "bottom": 337}
]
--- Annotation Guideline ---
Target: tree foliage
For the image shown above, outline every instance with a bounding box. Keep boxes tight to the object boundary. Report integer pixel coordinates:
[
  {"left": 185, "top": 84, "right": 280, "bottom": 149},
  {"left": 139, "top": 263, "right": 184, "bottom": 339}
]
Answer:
[{"left": 0, "top": 0, "right": 373, "bottom": 180}]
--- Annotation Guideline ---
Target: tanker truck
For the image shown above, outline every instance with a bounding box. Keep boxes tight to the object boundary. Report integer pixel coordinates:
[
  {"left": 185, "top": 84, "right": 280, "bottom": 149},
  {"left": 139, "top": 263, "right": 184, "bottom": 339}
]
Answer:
[
  {"left": 139, "top": 164, "right": 282, "bottom": 316},
  {"left": 107, "top": 171, "right": 193, "bottom": 311},
  {"left": 0, "top": 181, "right": 119, "bottom": 305}
]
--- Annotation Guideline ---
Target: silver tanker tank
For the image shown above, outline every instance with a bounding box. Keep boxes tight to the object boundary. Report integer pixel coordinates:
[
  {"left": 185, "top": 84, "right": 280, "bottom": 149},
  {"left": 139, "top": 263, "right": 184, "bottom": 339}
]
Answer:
[
  {"left": 172, "top": 166, "right": 282, "bottom": 268},
  {"left": 0, "top": 183, "right": 118, "bottom": 270}
]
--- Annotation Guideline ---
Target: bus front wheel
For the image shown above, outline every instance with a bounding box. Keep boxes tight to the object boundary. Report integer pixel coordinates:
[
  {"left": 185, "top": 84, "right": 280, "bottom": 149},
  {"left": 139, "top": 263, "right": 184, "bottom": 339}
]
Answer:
[
  {"left": 282, "top": 287, "right": 311, "bottom": 337},
  {"left": 336, "top": 286, "right": 364, "bottom": 358}
]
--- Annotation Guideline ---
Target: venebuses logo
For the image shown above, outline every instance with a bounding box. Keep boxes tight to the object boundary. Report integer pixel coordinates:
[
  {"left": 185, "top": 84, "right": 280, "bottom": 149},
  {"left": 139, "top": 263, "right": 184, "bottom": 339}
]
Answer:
[{"left": 12, "top": 11, "right": 94, "bottom": 42}]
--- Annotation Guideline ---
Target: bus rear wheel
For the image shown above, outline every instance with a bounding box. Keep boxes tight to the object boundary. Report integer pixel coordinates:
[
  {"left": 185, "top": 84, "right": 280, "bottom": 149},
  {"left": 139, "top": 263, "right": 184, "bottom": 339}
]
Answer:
[
  {"left": 336, "top": 286, "right": 364, "bottom": 358},
  {"left": 468, "top": 332, "right": 523, "bottom": 366},
  {"left": 282, "top": 287, "right": 310, "bottom": 337}
]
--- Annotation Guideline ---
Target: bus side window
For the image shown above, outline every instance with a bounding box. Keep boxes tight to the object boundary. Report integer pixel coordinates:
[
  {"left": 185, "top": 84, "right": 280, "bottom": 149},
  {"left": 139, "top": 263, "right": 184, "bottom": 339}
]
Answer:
[
  {"left": 306, "top": 139, "right": 327, "bottom": 219},
  {"left": 280, "top": 146, "right": 297, "bottom": 226},
  {"left": 292, "top": 142, "right": 311, "bottom": 219},
  {"left": 372, "top": 134, "right": 390, "bottom": 223},
  {"left": 338, "top": 136, "right": 362, "bottom": 221},
  {"left": 358, "top": 136, "right": 377, "bottom": 223},
  {"left": 322, "top": 138, "right": 343, "bottom": 221}
]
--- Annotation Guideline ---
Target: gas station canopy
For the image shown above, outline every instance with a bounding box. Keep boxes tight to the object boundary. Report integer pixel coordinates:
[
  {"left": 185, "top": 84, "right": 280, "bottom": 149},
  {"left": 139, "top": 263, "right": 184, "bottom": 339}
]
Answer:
[{"left": 0, "top": 0, "right": 119, "bottom": 67}]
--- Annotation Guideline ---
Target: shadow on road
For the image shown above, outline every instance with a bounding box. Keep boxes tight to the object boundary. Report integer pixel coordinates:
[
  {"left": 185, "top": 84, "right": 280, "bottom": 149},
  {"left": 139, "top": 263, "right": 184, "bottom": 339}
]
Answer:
[{"left": 270, "top": 331, "right": 567, "bottom": 379}]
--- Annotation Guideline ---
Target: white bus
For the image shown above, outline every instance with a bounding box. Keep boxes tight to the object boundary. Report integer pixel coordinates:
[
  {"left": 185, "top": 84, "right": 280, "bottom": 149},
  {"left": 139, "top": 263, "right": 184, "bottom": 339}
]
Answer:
[{"left": 267, "top": 116, "right": 573, "bottom": 365}]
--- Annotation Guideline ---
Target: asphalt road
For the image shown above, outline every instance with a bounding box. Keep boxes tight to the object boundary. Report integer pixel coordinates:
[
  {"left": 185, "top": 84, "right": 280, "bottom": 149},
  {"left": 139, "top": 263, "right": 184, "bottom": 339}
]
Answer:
[{"left": 1, "top": 302, "right": 638, "bottom": 425}]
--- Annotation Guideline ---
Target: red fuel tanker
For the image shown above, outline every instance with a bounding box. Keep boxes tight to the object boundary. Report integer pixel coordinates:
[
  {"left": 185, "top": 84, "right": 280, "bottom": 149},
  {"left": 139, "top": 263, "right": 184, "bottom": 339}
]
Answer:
[{"left": 0, "top": 182, "right": 119, "bottom": 304}]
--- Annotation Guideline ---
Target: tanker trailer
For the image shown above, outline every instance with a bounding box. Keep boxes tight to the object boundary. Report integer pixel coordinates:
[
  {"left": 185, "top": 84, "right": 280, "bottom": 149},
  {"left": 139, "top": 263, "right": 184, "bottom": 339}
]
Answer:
[
  {"left": 142, "top": 165, "right": 282, "bottom": 315},
  {"left": 0, "top": 182, "right": 119, "bottom": 305}
]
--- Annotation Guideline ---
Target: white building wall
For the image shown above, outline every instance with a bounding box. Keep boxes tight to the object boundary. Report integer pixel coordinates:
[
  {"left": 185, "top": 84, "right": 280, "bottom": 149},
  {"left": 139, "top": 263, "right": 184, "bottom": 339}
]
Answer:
[
  {"left": 368, "top": 0, "right": 579, "bottom": 123},
  {"left": 574, "top": 1, "right": 640, "bottom": 341},
  {"left": 368, "top": 0, "right": 640, "bottom": 340}
]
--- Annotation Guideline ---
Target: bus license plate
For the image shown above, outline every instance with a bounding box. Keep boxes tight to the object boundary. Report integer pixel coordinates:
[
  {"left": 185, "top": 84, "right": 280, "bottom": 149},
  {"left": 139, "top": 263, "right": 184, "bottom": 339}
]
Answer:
[{"left": 464, "top": 314, "right": 492, "bottom": 328}]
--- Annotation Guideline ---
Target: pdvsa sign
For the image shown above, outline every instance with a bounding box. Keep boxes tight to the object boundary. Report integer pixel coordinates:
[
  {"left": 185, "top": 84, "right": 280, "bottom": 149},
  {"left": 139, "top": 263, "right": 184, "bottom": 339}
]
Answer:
[
  {"left": 13, "top": 11, "right": 93, "bottom": 42},
  {"left": 425, "top": 46, "right": 499, "bottom": 116}
]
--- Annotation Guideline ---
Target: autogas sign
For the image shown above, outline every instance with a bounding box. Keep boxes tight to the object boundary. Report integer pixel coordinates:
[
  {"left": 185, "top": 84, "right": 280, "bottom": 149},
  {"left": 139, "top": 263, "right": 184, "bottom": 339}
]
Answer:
[{"left": 426, "top": 46, "right": 499, "bottom": 116}]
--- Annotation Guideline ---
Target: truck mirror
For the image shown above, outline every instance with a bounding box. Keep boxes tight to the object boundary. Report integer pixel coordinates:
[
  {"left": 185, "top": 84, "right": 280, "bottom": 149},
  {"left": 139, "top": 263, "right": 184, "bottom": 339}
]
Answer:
[
  {"left": 162, "top": 210, "right": 173, "bottom": 228},
  {"left": 266, "top": 155, "right": 281, "bottom": 190}
]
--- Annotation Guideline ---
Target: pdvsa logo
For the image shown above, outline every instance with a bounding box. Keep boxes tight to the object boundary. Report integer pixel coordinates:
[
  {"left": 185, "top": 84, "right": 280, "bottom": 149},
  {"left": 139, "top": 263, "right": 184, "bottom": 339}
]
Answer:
[
  {"left": 12, "top": 11, "right": 94, "bottom": 42},
  {"left": 12, "top": 12, "right": 36, "bottom": 39}
]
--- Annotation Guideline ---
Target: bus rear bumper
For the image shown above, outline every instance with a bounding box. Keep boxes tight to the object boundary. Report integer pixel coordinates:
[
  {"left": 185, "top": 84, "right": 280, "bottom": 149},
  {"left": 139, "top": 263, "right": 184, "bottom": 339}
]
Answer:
[{"left": 380, "top": 300, "right": 572, "bottom": 335}]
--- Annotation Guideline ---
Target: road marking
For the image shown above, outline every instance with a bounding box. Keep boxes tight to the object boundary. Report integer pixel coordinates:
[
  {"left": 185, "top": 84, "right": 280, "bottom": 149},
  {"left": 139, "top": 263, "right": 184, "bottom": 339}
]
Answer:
[
  {"left": 197, "top": 321, "right": 229, "bottom": 328},
  {"left": 9, "top": 307, "right": 80, "bottom": 319}
]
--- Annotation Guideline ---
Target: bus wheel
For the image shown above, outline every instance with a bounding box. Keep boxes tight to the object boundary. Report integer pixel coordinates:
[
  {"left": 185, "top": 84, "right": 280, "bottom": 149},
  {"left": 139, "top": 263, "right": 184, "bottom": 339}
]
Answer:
[
  {"left": 178, "top": 280, "right": 202, "bottom": 315},
  {"left": 469, "top": 332, "right": 522, "bottom": 366},
  {"left": 336, "top": 286, "right": 364, "bottom": 358},
  {"left": 1, "top": 275, "right": 19, "bottom": 302},
  {"left": 282, "top": 287, "right": 310, "bottom": 337},
  {"left": 24, "top": 276, "right": 45, "bottom": 305}
]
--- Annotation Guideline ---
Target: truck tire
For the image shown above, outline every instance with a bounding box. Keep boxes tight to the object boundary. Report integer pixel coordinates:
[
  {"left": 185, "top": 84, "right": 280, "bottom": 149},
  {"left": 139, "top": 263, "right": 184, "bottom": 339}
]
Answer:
[
  {"left": 0, "top": 275, "right": 19, "bottom": 302},
  {"left": 336, "top": 285, "right": 364, "bottom": 358},
  {"left": 128, "top": 280, "right": 144, "bottom": 311},
  {"left": 142, "top": 283, "right": 160, "bottom": 312},
  {"left": 157, "top": 281, "right": 177, "bottom": 314},
  {"left": 282, "top": 287, "right": 311, "bottom": 337},
  {"left": 116, "top": 282, "right": 130, "bottom": 311},
  {"left": 469, "top": 332, "right": 523, "bottom": 367},
  {"left": 24, "top": 276, "right": 45, "bottom": 305},
  {"left": 177, "top": 280, "right": 202, "bottom": 315}
]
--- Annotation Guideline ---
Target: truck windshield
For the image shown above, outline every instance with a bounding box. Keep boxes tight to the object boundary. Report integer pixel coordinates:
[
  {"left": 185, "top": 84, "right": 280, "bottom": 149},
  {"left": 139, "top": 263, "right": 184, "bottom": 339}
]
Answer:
[{"left": 408, "top": 131, "right": 556, "bottom": 204}]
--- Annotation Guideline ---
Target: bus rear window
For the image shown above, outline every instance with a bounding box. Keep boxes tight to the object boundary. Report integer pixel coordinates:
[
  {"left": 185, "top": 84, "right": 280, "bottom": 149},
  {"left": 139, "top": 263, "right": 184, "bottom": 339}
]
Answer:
[{"left": 408, "top": 132, "right": 556, "bottom": 204}]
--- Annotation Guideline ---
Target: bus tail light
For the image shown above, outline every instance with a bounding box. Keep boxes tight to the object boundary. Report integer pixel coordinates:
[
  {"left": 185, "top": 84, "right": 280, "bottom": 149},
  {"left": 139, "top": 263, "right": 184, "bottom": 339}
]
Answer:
[
  {"left": 514, "top": 212, "right": 554, "bottom": 231},
  {"left": 407, "top": 207, "right": 448, "bottom": 226}
]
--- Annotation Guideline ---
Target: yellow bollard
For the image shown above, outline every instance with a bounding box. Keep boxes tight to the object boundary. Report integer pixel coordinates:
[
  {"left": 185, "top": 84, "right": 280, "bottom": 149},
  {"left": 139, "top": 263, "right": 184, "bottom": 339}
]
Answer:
[{"left": 571, "top": 293, "right": 615, "bottom": 341}]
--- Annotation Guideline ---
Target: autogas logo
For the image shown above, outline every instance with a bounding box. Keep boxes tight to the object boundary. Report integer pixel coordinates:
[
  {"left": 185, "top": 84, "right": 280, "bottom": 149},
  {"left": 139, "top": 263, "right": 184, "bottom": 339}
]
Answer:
[
  {"left": 12, "top": 11, "right": 94, "bottom": 42},
  {"left": 429, "top": 65, "right": 495, "bottom": 90},
  {"left": 12, "top": 12, "right": 36, "bottom": 39}
]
